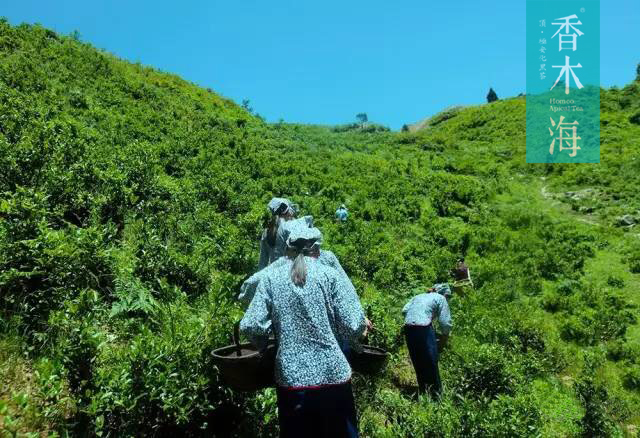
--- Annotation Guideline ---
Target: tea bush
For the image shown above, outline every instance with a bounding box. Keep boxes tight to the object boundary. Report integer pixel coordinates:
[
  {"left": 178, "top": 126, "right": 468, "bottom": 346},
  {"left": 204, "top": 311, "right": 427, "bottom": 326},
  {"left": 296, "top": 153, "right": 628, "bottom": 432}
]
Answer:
[{"left": 574, "top": 354, "right": 619, "bottom": 437}]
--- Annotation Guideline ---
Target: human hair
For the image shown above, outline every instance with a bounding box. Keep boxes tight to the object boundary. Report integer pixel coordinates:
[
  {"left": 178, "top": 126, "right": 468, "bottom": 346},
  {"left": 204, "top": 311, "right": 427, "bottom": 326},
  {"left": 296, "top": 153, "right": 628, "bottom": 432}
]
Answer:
[
  {"left": 287, "top": 240, "right": 319, "bottom": 286},
  {"left": 266, "top": 215, "right": 280, "bottom": 247}
]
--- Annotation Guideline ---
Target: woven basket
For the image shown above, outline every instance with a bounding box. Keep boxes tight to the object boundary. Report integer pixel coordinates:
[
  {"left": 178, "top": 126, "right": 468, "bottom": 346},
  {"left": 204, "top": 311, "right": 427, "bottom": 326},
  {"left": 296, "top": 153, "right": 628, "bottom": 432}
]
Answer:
[
  {"left": 349, "top": 345, "right": 388, "bottom": 375},
  {"left": 211, "top": 322, "right": 276, "bottom": 391}
]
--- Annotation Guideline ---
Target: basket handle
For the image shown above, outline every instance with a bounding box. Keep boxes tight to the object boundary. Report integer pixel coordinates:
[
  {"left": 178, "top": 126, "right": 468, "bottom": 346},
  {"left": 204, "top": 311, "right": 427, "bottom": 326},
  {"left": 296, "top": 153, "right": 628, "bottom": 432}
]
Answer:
[{"left": 233, "top": 321, "right": 242, "bottom": 357}]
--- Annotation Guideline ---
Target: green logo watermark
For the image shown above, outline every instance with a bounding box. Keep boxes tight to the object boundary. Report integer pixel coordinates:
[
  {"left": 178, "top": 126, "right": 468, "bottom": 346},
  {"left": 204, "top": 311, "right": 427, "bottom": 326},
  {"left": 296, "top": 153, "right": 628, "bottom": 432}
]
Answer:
[{"left": 526, "top": 0, "right": 600, "bottom": 163}]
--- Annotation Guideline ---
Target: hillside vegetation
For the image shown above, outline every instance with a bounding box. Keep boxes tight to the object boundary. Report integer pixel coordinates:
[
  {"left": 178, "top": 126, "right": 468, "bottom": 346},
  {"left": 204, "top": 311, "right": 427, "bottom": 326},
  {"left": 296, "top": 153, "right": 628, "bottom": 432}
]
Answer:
[{"left": 1, "top": 20, "right": 639, "bottom": 437}]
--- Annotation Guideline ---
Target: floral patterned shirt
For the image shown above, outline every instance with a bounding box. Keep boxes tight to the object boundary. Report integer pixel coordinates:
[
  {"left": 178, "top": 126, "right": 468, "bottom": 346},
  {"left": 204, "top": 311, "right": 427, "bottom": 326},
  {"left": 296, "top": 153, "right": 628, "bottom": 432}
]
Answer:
[
  {"left": 402, "top": 293, "right": 452, "bottom": 335},
  {"left": 240, "top": 250, "right": 354, "bottom": 304},
  {"left": 240, "top": 257, "right": 366, "bottom": 389}
]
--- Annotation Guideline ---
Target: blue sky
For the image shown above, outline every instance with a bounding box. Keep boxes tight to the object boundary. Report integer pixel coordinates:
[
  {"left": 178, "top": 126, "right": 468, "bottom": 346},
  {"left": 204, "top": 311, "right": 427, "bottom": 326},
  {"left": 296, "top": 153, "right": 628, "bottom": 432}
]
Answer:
[{"left": 4, "top": 0, "right": 639, "bottom": 130}]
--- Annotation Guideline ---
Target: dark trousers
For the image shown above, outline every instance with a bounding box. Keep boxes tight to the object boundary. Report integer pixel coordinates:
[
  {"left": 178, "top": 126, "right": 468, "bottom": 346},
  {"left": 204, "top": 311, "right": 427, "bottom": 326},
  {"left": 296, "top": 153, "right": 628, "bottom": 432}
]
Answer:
[
  {"left": 276, "top": 382, "right": 359, "bottom": 438},
  {"left": 404, "top": 324, "right": 442, "bottom": 399}
]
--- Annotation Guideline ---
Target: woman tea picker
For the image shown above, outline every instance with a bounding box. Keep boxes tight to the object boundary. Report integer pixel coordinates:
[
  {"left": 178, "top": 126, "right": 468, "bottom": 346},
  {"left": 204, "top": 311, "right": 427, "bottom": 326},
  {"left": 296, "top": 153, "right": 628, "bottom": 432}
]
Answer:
[
  {"left": 402, "top": 283, "right": 453, "bottom": 399},
  {"left": 257, "top": 198, "right": 296, "bottom": 270},
  {"left": 239, "top": 218, "right": 356, "bottom": 306},
  {"left": 257, "top": 197, "right": 314, "bottom": 270},
  {"left": 240, "top": 226, "right": 368, "bottom": 438}
]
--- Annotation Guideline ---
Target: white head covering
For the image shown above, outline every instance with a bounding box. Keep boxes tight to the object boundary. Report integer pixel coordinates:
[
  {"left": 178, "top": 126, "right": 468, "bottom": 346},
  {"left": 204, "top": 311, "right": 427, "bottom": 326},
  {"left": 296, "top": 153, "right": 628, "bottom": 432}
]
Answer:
[
  {"left": 267, "top": 197, "right": 294, "bottom": 215},
  {"left": 286, "top": 225, "right": 323, "bottom": 249}
]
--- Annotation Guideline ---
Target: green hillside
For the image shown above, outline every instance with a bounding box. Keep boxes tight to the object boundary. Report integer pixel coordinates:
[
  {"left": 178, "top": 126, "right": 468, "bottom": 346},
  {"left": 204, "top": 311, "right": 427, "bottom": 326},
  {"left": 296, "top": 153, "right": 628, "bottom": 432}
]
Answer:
[{"left": 1, "top": 20, "right": 639, "bottom": 437}]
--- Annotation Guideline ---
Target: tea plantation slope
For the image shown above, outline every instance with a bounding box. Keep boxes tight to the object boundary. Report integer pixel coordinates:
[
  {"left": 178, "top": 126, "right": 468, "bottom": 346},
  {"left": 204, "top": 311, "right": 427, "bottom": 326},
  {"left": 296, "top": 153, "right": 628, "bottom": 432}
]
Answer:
[
  {"left": 410, "top": 87, "right": 640, "bottom": 435},
  {"left": 1, "top": 20, "right": 639, "bottom": 437}
]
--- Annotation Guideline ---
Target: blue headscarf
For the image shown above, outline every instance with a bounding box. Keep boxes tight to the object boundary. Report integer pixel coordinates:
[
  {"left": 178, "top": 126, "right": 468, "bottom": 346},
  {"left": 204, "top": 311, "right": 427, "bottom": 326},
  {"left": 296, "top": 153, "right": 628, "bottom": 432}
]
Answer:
[{"left": 433, "top": 283, "right": 452, "bottom": 297}]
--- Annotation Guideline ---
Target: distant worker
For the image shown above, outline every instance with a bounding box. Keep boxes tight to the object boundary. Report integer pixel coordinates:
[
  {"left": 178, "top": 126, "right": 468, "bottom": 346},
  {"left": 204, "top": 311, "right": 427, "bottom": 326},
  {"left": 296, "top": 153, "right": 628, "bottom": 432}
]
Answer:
[
  {"left": 336, "top": 204, "right": 349, "bottom": 222},
  {"left": 451, "top": 258, "right": 473, "bottom": 295},
  {"left": 402, "top": 283, "right": 453, "bottom": 399},
  {"left": 452, "top": 258, "right": 470, "bottom": 283},
  {"left": 241, "top": 226, "right": 368, "bottom": 437},
  {"left": 258, "top": 198, "right": 296, "bottom": 270}
]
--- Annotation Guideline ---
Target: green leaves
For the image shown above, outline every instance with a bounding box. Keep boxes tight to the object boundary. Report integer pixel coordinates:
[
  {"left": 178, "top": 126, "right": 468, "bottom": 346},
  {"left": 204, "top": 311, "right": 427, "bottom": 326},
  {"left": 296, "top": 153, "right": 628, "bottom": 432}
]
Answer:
[{"left": 2, "top": 20, "right": 638, "bottom": 437}]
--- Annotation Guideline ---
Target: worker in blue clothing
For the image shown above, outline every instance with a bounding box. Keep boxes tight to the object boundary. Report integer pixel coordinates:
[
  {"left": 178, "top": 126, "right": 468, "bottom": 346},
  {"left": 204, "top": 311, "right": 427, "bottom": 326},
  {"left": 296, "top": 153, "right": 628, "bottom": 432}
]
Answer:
[
  {"left": 258, "top": 198, "right": 296, "bottom": 270},
  {"left": 239, "top": 220, "right": 358, "bottom": 306},
  {"left": 335, "top": 204, "right": 348, "bottom": 222},
  {"left": 241, "top": 226, "right": 371, "bottom": 438},
  {"left": 402, "top": 283, "right": 453, "bottom": 399}
]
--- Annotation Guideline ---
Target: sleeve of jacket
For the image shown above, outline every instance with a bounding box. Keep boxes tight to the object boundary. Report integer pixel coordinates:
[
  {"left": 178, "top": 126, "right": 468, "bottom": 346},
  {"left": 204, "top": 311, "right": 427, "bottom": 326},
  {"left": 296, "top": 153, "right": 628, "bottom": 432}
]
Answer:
[
  {"left": 238, "top": 270, "right": 262, "bottom": 305},
  {"left": 329, "top": 271, "right": 366, "bottom": 349},
  {"left": 239, "top": 258, "right": 287, "bottom": 305},
  {"left": 437, "top": 296, "right": 452, "bottom": 336},
  {"left": 402, "top": 297, "right": 414, "bottom": 316},
  {"left": 323, "top": 251, "right": 357, "bottom": 297},
  {"left": 273, "top": 224, "right": 288, "bottom": 260},
  {"left": 239, "top": 277, "right": 273, "bottom": 350}
]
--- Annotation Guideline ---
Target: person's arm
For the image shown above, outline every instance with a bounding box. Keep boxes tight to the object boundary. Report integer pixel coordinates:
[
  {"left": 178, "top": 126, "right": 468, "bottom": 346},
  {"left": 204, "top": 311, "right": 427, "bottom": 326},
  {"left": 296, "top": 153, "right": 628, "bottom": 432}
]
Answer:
[
  {"left": 323, "top": 251, "right": 354, "bottom": 292},
  {"left": 239, "top": 258, "right": 288, "bottom": 304},
  {"left": 330, "top": 272, "right": 366, "bottom": 347},
  {"left": 435, "top": 297, "right": 452, "bottom": 352},
  {"left": 324, "top": 253, "right": 372, "bottom": 339},
  {"left": 437, "top": 296, "right": 452, "bottom": 336},
  {"left": 273, "top": 222, "right": 289, "bottom": 260},
  {"left": 239, "top": 278, "right": 273, "bottom": 350},
  {"left": 238, "top": 271, "right": 261, "bottom": 304}
]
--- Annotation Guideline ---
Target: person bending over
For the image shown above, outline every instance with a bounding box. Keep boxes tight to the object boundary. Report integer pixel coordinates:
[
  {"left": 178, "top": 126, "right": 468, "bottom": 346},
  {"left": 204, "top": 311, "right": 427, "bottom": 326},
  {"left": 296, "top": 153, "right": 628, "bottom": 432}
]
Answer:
[{"left": 402, "top": 283, "right": 452, "bottom": 399}]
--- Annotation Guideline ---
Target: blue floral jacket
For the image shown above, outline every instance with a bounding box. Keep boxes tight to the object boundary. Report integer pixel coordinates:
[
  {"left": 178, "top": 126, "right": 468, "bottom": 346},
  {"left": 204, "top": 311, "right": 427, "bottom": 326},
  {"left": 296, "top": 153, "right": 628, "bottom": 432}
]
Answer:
[
  {"left": 240, "top": 257, "right": 366, "bottom": 389},
  {"left": 402, "top": 292, "right": 452, "bottom": 335}
]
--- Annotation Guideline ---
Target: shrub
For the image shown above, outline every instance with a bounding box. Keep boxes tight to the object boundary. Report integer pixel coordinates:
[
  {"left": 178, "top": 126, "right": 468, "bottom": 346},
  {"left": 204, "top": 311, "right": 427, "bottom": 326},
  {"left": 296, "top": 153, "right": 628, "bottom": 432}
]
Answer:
[
  {"left": 622, "top": 365, "right": 640, "bottom": 391},
  {"left": 606, "top": 275, "right": 624, "bottom": 288},
  {"left": 481, "top": 393, "right": 542, "bottom": 437},
  {"left": 574, "top": 356, "right": 618, "bottom": 437},
  {"left": 1, "top": 20, "right": 638, "bottom": 436},
  {"left": 557, "top": 278, "right": 582, "bottom": 296},
  {"left": 92, "top": 297, "right": 239, "bottom": 436},
  {"left": 541, "top": 290, "right": 563, "bottom": 312},
  {"left": 0, "top": 338, "right": 76, "bottom": 435},
  {"left": 449, "top": 343, "right": 518, "bottom": 400}
]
